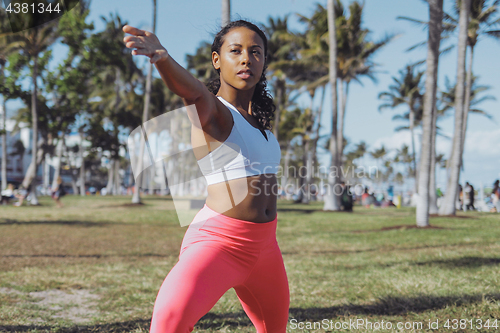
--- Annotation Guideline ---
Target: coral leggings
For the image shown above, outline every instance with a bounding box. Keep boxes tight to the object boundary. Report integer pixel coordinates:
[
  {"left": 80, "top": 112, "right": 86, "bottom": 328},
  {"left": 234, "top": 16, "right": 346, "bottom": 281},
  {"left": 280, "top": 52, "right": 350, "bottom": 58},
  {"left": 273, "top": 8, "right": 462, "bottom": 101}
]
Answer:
[{"left": 150, "top": 204, "right": 290, "bottom": 333}]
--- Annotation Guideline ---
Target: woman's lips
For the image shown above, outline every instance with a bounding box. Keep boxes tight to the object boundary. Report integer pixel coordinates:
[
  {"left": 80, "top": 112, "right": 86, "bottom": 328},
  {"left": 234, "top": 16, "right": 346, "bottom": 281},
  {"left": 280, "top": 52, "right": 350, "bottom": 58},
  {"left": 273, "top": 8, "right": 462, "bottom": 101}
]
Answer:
[{"left": 237, "top": 69, "right": 252, "bottom": 79}]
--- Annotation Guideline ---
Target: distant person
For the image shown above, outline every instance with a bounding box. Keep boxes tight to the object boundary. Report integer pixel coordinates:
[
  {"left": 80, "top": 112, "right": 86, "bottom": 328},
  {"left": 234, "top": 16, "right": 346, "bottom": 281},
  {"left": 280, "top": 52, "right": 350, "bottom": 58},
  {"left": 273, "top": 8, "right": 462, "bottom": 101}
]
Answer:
[
  {"left": 1, "top": 184, "right": 15, "bottom": 205},
  {"left": 361, "top": 188, "right": 370, "bottom": 208},
  {"left": 464, "top": 182, "right": 475, "bottom": 211},
  {"left": 492, "top": 180, "right": 500, "bottom": 213},
  {"left": 458, "top": 184, "right": 463, "bottom": 210},
  {"left": 51, "top": 177, "right": 66, "bottom": 208},
  {"left": 387, "top": 185, "right": 394, "bottom": 205},
  {"left": 340, "top": 181, "right": 353, "bottom": 212}
]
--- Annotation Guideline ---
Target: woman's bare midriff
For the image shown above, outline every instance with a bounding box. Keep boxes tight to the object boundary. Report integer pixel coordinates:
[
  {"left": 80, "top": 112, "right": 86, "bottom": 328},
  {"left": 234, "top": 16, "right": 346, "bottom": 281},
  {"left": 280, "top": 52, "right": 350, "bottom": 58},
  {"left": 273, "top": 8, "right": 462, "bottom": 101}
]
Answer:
[{"left": 205, "top": 174, "right": 278, "bottom": 223}]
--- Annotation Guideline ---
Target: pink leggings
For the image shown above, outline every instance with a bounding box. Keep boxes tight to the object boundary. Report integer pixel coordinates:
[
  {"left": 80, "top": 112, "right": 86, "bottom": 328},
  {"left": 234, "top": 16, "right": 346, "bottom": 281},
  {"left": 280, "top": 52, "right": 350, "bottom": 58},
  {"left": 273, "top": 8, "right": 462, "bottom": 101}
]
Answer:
[{"left": 150, "top": 204, "right": 290, "bottom": 333}]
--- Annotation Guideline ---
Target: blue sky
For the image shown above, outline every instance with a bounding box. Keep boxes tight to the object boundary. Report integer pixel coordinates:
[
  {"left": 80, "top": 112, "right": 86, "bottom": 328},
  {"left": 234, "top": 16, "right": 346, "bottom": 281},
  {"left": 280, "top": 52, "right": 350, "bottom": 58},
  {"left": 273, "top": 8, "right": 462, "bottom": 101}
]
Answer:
[{"left": 4, "top": 0, "right": 500, "bottom": 190}]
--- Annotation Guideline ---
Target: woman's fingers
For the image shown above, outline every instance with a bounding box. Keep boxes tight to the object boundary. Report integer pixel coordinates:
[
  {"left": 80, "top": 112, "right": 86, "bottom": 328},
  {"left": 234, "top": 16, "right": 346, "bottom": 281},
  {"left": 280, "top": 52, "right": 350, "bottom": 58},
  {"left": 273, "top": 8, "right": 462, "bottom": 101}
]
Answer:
[
  {"left": 122, "top": 24, "right": 167, "bottom": 61},
  {"left": 122, "top": 25, "right": 145, "bottom": 36}
]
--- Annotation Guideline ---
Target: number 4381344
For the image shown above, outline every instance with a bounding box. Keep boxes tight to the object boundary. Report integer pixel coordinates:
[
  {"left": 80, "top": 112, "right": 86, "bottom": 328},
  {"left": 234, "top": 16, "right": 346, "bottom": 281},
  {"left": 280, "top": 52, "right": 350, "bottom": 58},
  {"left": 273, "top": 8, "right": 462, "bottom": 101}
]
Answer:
[
  {"left": 5, "top": 2, "right": 61, "bottom": 14},
  {"left": 444, "top": 319, "right": 498, "bottom": 330}
]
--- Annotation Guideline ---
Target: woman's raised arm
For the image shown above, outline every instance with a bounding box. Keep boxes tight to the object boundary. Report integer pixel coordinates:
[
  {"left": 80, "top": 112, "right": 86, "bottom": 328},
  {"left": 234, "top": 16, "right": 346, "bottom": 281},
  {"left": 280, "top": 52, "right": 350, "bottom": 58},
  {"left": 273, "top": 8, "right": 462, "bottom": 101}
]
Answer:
[{"left": 122, "top": 25, "right": 217, "bottom": 127}]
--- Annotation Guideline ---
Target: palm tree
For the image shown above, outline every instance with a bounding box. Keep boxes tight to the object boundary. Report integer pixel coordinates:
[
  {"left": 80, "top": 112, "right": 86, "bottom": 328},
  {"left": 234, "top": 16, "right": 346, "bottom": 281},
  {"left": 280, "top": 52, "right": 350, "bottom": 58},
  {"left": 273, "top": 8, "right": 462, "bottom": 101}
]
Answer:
[
  {"left": 440, "top": 75, "right": 495, "bottom": 122},
  {"left": 221, "top": 0, "right": 230, "bottom": 27},
  {"left": 14, "top": 20, "right": 59, "bottom": 204},
  {"left": 378, "top": 65, "right": 424, "bottom": 192},
  {"left": 289, "top": 106, "right": 316, "bottom": 204},
  {"left": 133, "top": 0, "right": 157, "bottom": 204},
  {"left": 440, "top": 0, "right": 471, "bottom": 216},
  {"left": 186, "top": 42, "right": 218, "bottom": 83},
  {"left": 444, "top": 0, "right": 500, "bottom": 166},
  {"left": 86, "top": 14, "right": 143, "bottom": 196},
  {"left": 335, "top": 1, "right": 395, "bottom": 158},
  {"left": 370, "top": 145, "right": 387, "bottom": 181},
  {"left": 264, "top": 15, "right": 297, "bottom": 141},
  {"left": 395, "top": 144, "right": 415, "bottom": 180},
  {"left": 324, "top": 0, "right": 341, "bottom": 211},
  {"left": 416, "top": 0, "right": 443, "bottom": 227},
  {"left": 297, "top": 1, "right": 394, "bottom": 166}
]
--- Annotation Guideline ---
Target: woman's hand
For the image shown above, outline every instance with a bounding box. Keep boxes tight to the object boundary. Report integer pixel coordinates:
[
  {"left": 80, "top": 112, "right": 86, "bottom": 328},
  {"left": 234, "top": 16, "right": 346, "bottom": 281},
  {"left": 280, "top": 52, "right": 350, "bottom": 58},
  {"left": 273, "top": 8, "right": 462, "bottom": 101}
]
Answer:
[{"left": 123, "top": 25, "right": 169, "bottom": 64}]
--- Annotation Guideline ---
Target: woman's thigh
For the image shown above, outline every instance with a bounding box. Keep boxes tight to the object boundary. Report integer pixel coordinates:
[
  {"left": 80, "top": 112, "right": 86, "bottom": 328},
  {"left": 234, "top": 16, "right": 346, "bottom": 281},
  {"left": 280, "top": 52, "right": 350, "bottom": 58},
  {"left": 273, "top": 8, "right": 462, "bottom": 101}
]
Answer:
[
  {"left": 234, "top": 241, "right": 289, "bottom": 333},
  {"left": 150, "top": 242, "right": 247, "bottom": 332}
]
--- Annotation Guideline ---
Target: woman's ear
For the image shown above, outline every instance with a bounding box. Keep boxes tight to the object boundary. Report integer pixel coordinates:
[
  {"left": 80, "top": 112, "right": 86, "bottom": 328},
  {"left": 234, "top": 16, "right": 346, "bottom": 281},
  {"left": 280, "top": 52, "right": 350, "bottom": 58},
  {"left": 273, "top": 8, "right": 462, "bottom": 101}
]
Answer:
[{"left": 212, "top": 51, "right": 220, "bottom": 70}]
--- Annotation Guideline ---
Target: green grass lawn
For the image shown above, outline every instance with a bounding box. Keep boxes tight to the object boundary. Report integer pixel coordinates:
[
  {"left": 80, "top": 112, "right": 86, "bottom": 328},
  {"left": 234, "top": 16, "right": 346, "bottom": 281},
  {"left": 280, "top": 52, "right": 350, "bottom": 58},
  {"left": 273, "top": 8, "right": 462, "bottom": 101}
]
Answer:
[{"left": 0, "top": 195, "right": 499, "bottom": 332}]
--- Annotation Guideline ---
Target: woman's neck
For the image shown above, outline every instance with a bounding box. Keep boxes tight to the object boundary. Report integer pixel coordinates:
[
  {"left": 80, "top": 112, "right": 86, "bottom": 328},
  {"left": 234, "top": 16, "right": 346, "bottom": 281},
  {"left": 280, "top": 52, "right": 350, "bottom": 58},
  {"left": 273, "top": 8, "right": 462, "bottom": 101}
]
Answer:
[{"left": 217, "top": 84, "right": 256, "bottom": 115}]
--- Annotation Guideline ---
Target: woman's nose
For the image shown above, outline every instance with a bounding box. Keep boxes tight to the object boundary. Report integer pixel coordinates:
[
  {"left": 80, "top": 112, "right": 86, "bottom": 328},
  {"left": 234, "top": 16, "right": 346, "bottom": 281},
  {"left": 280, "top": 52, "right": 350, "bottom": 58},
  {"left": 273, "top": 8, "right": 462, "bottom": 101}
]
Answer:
[{"left": 240, "top": 51, "right": 251, "bottom": 65}]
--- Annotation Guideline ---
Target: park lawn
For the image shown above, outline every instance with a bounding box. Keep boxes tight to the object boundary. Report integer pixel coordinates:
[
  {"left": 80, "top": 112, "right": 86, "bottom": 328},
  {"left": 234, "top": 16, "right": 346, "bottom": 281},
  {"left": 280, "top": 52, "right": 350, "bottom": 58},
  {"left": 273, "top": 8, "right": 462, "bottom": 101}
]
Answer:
[{"left": 0, "top": 195, "right": 499, "bottom": 332}]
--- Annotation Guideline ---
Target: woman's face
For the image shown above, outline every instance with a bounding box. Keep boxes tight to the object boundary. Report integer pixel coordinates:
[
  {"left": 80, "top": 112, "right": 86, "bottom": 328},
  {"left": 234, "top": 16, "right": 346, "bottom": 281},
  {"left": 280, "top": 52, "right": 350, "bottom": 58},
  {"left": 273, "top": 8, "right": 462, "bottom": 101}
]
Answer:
[{"left": 213, "top": 27, "right": 266, "bottom": 92}]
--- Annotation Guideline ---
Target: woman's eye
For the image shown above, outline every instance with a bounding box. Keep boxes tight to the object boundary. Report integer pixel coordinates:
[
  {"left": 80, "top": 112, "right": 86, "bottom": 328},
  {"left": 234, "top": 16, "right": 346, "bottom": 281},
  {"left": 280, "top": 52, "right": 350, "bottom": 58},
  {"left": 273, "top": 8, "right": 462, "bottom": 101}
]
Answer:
[{"left": 230, "top": 49, "right": 240, "bottom": 53}]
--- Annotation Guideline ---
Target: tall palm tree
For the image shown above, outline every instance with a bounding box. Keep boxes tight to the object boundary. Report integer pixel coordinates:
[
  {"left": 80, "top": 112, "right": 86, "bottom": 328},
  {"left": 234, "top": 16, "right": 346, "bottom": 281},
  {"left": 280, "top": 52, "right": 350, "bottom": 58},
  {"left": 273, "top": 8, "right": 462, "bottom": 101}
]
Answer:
[
  {"left": 445, "top": 0, "right": 500, "bottom": 166},
  {"left": 440, "top": 0, "right": 471, "bottom": 216},
  {"left": 416, "top": 0, "right": 443, "bottom": 227},
  {"left": 86, "top": 14, "right": 143, "bottom": 195},
  {"left": 14, "top": 20, "right": 59, "bottom": 204},
  {"left": 264, "top": 15, "right": 297, "bottom": 141},
  {"left": 401, "top": 0, "right": 500, "bottom": 182},
  {"left": 335, "top": 1, "right": 395, "bottom": 158},
  {"left": 133, "top": 0, "right": 157, "bottom": 204},
  {"left": 378, "top": 65, "right": 424, "bottom": 192},
  {"left": 221, "top": 0, "right": 230, "bottom": 27},
  {"left": 324, "top": 0, "right": 341, "bottom": 211},
  {"left": 297, "top": 1, "right": 394, "bottom": 166}
]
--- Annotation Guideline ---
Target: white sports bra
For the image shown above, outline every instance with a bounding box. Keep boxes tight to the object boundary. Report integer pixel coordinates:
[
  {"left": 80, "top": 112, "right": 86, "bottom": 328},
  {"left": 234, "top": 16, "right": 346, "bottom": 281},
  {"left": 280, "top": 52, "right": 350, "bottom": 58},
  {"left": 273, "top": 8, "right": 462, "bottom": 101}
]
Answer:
[{"left": 196, "top": 96, "right": 281, "bottom": 185}]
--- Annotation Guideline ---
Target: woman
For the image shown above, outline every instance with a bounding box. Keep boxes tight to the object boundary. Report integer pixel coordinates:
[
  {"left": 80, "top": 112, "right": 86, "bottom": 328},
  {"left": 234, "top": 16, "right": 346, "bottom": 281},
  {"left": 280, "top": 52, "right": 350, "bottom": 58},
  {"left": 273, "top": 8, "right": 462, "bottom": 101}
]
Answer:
[{"left": 123, "top": 20, "right": 289, "bottom": 333}]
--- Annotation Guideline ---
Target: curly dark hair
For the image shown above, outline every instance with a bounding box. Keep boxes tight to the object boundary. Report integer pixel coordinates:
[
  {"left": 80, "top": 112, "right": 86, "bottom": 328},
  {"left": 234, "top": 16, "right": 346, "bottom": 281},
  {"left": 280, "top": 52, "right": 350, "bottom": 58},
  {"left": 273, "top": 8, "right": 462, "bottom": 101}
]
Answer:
[{"left": 206, "top": 20, "right": 275, "bottom": 131}]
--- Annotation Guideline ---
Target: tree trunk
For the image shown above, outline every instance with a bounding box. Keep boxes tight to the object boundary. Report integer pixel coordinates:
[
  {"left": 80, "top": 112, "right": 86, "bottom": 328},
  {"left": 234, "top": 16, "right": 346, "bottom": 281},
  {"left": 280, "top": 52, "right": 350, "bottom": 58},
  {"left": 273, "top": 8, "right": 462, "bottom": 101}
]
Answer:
[
  {"left": 337, "top": 80, "right": 348, "bottom": 168},
  {"left": 273, "top": 79, "right": 285, "bottom": 141},
  {"left": 132, "top": 0, "right": 156, "bottom": 204},
  {"left": 301, "top": 139, "right": 311, "bottom": 204},
  {"left": 323, "top": 0, "right": 341, "bottom": 211},
  {"left": 310, "top": 85, "right": 326, "bottom": 187},
  {"left": 439, "top": 0, "right": 470, "bottom": 216},
  {"left": 221, "top": 0, "right": 230, "bottom": 27},
  {"left": 28, "top": 55, "right": 39, "bottom": 204},
  {"left": 114, "top": 158, "right": 120, "bottom": 195},
  {"left": 1, "top": 97, "right": 7, "bottom": 191},
  {"left": 282, "top": 143, "right": 292, "bottom": 199},
  {"left": 429, "top": 105, "right": 439, "bottom": 214},
  {"left": 460, "top": 45, "right": 474, "bottom": 169},
  {"left": 43, "top": 153, "right": 50, "bottom": 194},
  {"left": 416, "top": 0, "right": 443, "bottom": 227},
  {"left": 409, "top": 108, "right": 417, "bottom": 193},
  {"left": 79, "top": 130, "right": 86, "bottom": 196},
  {"left": 107, "top": 159, "right": 114, "bottom": 194}
]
